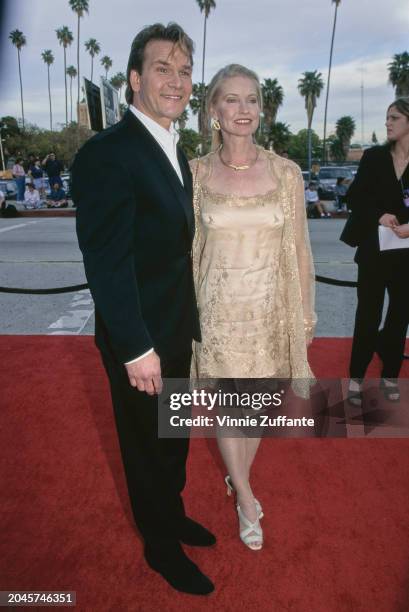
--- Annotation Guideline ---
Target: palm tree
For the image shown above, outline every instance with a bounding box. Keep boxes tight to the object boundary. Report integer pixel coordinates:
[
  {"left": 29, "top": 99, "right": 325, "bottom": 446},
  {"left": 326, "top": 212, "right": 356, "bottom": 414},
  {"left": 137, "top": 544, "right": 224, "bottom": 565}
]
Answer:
[
  {"left": 322, "top": 0, "right": 342, "bottom": 163},
  {"left": 388, "top": 52, "right": 409, "bottom": 97},
  {"left": 66, "top": 65, "right": 77, "bottom": 122},
  {"left": 85, "top": 38, "right": 101, "bottom": 82},
  {"left": 196, "top": 0, "right": 216, "bottom": 85},
  {"left": 335, "top": 115, "right": 356, "bottom": 159},
  {"left": 69, "top": 0, "right": 89, "bottom": 117},
  {"left": 41, "top": 50, "right": 54, "bottom": 130},
  {"left": 267, "top": 121, "right": 291, "bottom": 154},
  {"left": 110, "top": 72, "right": 126, "bottom": 102},
  {"left": 175, "top": 109, "right": 189, "bottom": 131},
  {"left": 189, "top": 82, "right": 208, "bottom": 135},
  {"left": 100, "top": 55, "right": 113, "bottom": 79},
  {"left": 9, "top": 29, "right": 26, "bottom": 129},
  {"left": 298, "top": 70, "right": 324, "bottom": 175},
  {"left": 261, "top": 78, "right": 284, "bottom": 144},
  {"left": 56, "top": 26, "right": 74, "bottom": 126},
  {"left": 196, "top": 0, "right": 216, "bottom": 137}
]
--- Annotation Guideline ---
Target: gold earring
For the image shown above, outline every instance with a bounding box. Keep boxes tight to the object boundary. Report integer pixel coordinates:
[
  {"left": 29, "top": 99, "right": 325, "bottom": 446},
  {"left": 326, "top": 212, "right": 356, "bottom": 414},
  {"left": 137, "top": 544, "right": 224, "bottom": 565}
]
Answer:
[{"left": 212, "top": 119, "right": 221, "bottom": 131}]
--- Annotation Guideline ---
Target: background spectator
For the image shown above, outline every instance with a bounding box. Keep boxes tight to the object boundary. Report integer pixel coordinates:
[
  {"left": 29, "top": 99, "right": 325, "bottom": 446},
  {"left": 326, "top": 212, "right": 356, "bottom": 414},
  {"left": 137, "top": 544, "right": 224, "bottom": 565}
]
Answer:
[
  {"left": 24, "top": 182, "right": 42, "bottom": 209},
  {"left": 47, "top": 182, "right": 68, "bottom": 208},
  {"left": 42, "top": 152, "right": 64, "bottom": 188},
  {"left": 24, "top": 153, "right": 36, "bottom": 174},
  {"left": 12, "top": 157, "right": 26, "bottom": 203},
  {"left": 29, "top": 159, "right": 45, "bottom": 197},
  {"left": 335, "top": 177, "right": 349, "bottom": 212},
  {"left": 305, "top": 182, "right": 331, "bottom": 218}
]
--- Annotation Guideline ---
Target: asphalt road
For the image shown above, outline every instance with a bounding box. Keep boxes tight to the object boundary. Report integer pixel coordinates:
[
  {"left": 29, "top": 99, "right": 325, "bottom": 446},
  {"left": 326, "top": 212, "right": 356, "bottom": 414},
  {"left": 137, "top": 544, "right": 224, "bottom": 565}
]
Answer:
[{"left": 0, "top": 216, "right": 361, "bottom": 336}]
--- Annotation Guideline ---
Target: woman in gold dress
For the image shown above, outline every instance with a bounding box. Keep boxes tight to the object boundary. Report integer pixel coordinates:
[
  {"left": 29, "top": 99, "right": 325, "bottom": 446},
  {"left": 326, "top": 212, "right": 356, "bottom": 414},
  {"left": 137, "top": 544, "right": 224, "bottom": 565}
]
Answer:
[{"left": 190, "top": 64, "right": 316, "bottom": 550}]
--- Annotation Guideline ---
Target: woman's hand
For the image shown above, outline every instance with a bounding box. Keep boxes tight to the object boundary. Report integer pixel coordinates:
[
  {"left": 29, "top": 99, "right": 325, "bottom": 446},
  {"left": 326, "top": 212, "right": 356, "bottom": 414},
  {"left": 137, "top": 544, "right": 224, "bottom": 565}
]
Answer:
[
  {"left": 392, "top": 223, "right": 409, "bottom": 239},
  {"left": 379, "top": 213, "right": 399, "bottom": 228}
]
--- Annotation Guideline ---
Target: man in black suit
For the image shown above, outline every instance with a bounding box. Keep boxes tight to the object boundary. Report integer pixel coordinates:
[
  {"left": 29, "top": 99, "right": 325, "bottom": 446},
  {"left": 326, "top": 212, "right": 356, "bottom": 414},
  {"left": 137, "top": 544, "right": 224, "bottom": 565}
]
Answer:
[{"left": 72, "top": 23, "right": 215, "bottom": 595}]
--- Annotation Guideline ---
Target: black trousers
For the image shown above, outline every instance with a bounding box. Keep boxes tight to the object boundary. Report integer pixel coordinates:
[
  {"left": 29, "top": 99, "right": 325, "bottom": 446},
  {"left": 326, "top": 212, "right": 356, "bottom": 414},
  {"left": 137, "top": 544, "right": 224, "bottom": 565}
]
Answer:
[
  {"left": 101, "top": 348, "right": 192, "bottom": 549},
  {"left": 350, "top": 251, "right": 409, "bottom": 379}
]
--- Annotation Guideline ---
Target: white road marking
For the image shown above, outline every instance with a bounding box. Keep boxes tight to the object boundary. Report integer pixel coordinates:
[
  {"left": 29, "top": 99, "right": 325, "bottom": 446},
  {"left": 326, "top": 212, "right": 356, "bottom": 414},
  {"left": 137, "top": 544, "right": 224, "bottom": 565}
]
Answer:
[
  {"left": 0, "top": 221, "right": 39, "bottom": 234},
  {"left": 47, "top": 288, "right": 94, "bottom": 335}
]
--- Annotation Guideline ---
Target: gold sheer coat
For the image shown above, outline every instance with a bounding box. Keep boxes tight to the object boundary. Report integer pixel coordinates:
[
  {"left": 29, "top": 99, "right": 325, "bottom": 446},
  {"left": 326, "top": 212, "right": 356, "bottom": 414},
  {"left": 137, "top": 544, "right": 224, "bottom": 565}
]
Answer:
[{"left": 190, "top": 150, "right": 316, "bottom": 389}]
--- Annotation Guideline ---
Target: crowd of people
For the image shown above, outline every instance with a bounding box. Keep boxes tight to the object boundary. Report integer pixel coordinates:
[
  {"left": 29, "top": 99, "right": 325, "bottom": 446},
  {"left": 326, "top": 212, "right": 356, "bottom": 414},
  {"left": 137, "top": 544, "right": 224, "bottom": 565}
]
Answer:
[{"left": 11, "top": 152, "right": 68, "bottom": 209}]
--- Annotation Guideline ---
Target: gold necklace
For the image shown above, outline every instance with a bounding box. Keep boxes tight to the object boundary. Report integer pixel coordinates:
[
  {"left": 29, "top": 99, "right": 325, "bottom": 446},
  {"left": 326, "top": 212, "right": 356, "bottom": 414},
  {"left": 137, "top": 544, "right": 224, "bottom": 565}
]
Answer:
[{"left": 219, "top": 146, "right": 259, "bottom": 171}]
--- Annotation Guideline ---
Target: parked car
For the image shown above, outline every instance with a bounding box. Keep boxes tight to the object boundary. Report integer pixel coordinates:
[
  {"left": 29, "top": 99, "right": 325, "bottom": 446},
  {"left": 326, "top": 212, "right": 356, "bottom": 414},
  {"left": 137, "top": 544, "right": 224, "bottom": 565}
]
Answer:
[
  {"left": 317, "top": 166, "right": 354, "bottom": 200},
  {"left": 0, "top": 179, "right": 17, "bottom": 200},
  {"left": 301, "top": 171, "right": 310, "bottom": 189},
  {"left": 342, "top": 165, "right": 358, "bottom": 177}
]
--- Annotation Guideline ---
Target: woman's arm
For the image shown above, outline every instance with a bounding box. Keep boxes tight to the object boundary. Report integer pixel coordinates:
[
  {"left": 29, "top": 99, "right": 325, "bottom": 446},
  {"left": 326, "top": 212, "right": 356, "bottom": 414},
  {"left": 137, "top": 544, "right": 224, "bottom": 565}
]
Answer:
[{"left": 293, "top": 165, "right": 317, "bottom": 344}]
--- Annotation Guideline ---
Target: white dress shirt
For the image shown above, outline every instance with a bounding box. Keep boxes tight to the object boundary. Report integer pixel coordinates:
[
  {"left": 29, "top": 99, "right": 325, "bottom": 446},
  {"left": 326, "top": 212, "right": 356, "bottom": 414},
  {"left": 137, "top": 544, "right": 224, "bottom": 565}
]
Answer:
[{"left": 125, "top": 106, "right": 184, "bottom": 366}]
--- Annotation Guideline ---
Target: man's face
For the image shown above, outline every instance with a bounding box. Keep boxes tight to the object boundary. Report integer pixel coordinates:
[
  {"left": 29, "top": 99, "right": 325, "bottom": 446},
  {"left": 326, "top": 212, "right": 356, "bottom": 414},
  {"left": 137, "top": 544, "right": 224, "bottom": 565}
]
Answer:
[{"left": 130, "top": 39, "right": 192, "bottom": 130}]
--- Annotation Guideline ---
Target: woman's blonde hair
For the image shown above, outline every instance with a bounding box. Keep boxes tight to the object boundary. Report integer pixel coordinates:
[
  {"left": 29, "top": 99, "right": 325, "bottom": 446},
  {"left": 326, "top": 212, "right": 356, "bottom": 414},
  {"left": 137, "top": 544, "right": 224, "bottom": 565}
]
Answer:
[{"left": 206, "top": 64, "right": 262, "bottom": 150}]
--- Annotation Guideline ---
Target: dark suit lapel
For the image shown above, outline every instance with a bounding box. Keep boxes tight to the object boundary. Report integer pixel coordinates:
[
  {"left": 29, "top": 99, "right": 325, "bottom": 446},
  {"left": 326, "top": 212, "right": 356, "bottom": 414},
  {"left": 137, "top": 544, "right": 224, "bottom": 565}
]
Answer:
[{"left": 124, "top": 111, "right": 194, "bottom": 239}]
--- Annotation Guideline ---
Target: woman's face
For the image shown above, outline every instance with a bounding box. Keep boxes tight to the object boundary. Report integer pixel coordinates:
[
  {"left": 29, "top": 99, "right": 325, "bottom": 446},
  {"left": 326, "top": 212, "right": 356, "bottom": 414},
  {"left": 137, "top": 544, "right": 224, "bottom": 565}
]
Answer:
[
  {"left": 211, "top": 76, "right": 260, "bottom": 138},
  {"left": 386, "top": 106, "right": 409, "bottom": 143}
]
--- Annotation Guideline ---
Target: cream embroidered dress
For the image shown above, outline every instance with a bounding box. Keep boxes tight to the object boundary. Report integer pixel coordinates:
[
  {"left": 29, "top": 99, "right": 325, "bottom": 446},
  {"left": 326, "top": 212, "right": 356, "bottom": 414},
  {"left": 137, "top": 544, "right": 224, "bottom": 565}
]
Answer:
[{"left": 191, "top": 148, "right": 316, "bottom": 384}]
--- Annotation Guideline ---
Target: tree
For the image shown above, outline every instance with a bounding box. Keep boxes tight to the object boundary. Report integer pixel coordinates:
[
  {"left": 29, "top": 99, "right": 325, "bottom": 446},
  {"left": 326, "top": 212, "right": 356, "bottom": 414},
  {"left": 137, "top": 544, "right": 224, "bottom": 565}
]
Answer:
[
  {"left": 298, "top": 70, "right": 324, "bottom": 175},
  {"left": 372, "top": 131, "right": 378, "bottom": 145},
  {"left": 196, "top": 0, "right": 216, "bottom": 85},
  {"left": 335, "top": 115, "right": 356, "bottom": 159},
  {"left": 41, "top": 50, "right": 54, "bottom": 131},
  {"left": 261, "top": 78, "right": 284, "bottom": 147},
  {"left": 56, "top": 26, "right": 74, "bottom": 126},
  {"left": 195, "top": 0, "right": 216, "bottom": 137},
  {"left": 85, "top": 38, "right": 101, "bottom": 82},
  {"left": 388, "top": 52, "right": 409, "bottom": 97},
  {"left": 266, "top": 121, "right": 291, "bottom": 154},
  {"left": 328, "top": 135, "right": 344, "bottom": 162},
  {"left": 175, "top": 109, "right": 189, "bottom": 131},
  {"left": 9, "top": 29, "right": 26, "bottom": 129},
  {"left": 66, "top": 65, "right": 77, "bottom": 123},
  {"left": 110, "top": 72, "right": 126, "bottom": 102},
  {"left": 261, "top": 78, "right": 284, "bottom": 133},
  {"left": 2, "top": 118, "right": 93, "bottom": 167},
  {"left": 322, "top": 0, "right": 342, "bottom": 163},
  {"left": 288, "top": 129, "right": 322, "bottom": 167},
  {"left": 100, "top": 55, "right": 113, "bottom": 79},
  {"left": 178, "top": 128, "right": 202, "bottom": 159},
  {"left": 189, "top": 82, "right": 208, "bottom": 136},
  {"left": 69, "top": 0, "right": 89, "bottom": 118}
]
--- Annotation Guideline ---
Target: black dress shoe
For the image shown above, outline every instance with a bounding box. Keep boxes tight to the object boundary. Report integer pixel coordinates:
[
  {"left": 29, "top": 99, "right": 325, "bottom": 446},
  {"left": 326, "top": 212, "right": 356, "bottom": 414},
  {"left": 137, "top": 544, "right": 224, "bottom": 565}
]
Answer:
[
  {"left": 179, "top": 517, "right": 216, "bottom": 547},
  {"left": 144, "top": 542, "right": 214, "bottom": 595}
]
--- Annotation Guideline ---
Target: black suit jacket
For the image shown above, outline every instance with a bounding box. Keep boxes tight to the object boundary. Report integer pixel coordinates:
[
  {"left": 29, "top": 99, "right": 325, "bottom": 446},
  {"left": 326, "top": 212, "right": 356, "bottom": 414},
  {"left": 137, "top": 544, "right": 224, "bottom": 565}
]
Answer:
[
  {"left": 340, "top": 145, "right": 409, "bottom": 262},
  {"left": 72, "top": 110, "right": 201, "bottom": 363}
]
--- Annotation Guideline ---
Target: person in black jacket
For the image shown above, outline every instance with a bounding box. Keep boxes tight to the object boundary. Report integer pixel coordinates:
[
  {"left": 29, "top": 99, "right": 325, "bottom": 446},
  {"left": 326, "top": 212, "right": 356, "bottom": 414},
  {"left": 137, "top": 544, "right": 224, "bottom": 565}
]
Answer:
[
  {"left": 72, "top": 23, "right": 215, "bottom": 596},
  {"left": 341, "top": 97, "right": 409, "bottom": 404}
]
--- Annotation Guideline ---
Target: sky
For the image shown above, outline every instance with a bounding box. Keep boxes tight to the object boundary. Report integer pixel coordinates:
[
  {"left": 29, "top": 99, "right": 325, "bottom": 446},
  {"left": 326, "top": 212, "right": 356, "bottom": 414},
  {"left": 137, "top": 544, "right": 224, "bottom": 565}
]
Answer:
[{"left": 1, "top": 0, "right": 408, "bottom": 143}]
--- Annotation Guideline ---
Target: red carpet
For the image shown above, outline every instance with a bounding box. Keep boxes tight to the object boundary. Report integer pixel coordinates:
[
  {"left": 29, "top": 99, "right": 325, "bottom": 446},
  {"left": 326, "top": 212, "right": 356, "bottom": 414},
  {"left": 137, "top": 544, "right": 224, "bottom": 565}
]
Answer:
[{"left": 1, "top": 336, "right": 409, "bottom": 612}]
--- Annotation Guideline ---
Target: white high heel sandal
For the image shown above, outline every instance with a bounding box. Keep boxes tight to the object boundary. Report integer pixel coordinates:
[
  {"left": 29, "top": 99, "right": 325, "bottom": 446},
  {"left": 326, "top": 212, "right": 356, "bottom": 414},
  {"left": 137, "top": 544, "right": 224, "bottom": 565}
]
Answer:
[
  {"left": 225, "top": 475, "right": 264, "bottom": 550},
  {"left": 236, "top": 504, "right": 263, "bottom": 550},
  {"left": 225, "top": 475, "right": 263, "bottom": 518}
]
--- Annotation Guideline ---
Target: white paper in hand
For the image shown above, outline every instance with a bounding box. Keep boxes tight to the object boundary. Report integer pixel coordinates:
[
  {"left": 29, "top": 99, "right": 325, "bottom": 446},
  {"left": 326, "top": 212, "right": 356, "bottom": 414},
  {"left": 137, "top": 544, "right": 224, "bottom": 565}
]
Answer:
[{"left": 378, "top": 226, "right": 409, "bottom": 251}]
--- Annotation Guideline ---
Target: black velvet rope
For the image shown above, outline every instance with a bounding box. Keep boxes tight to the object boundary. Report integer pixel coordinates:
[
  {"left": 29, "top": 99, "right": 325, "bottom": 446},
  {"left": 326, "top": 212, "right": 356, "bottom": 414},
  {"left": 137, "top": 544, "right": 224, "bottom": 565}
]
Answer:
[
  {"left": 0, "top": 276, "right": 358, "bottom": 295},
  {"left": 0, "top": 283, "right": 89, "bottom": 295}
]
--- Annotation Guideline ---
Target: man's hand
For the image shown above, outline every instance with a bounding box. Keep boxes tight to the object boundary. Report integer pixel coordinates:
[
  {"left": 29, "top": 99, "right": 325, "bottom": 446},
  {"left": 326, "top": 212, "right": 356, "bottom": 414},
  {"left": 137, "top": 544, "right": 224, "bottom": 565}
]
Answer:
[
  {"left": 379, "top": 213, "right": 399, "bottom": 228},
  {"left": 392, "top": 223, "right": 409, "bottom": 239},
  {"left": 125, "top": 351, "right": 162, "bottom": 395}
]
